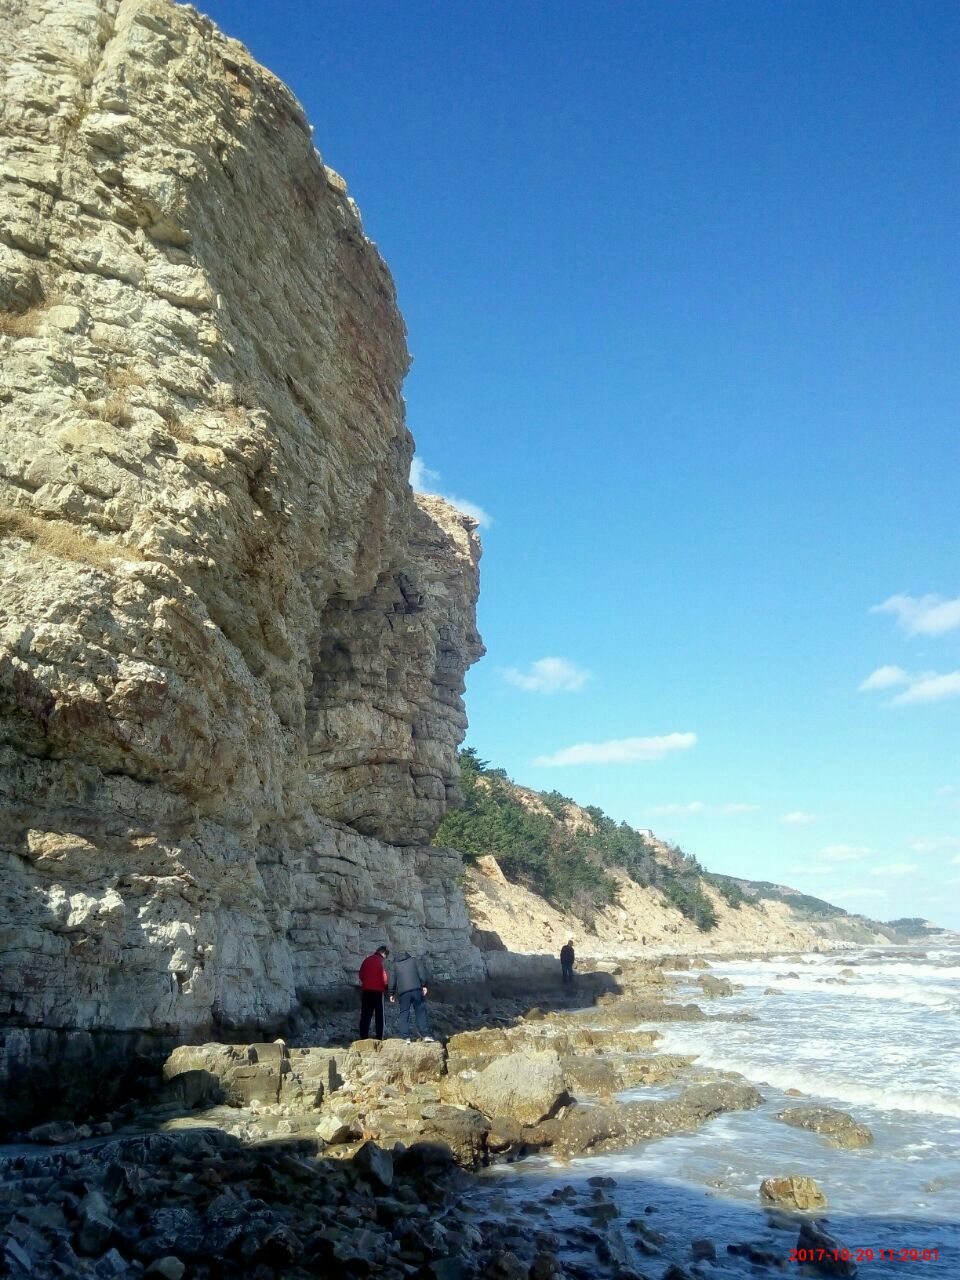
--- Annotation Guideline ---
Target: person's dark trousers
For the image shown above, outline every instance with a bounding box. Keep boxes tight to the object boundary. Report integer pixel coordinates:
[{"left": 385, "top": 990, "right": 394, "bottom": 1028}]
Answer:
[
  {"left": 397, "top": 989, "right": 430, "bottom": 1039},
  {"left": 561, "top": 963, "right": 573, "bottom": 984},
  {"left": 359, "top": 990, "right": 384, "bottom": 1040}
]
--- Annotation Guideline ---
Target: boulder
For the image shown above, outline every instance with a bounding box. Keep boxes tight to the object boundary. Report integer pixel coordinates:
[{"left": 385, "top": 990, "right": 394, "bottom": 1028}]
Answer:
[
  {"left": 759, "top": 1176, "right": 827, "bottom": 1210},
  {"left": 698, "top": 975, "right": 734, "bottom": 997},
  {"left": 419, "top": 1105, "right": 490, "bottom": 1167},
  {"left": 316, "top": 1105, "right": 362, "bottom": 1145},
  {"left": 797, "top": 1219, "right": 857, "bottom": 1276},
  {"left": 460, "top": 1050, "right": 568, "bottom": 1125},
  {"left": 353, "top": 1140, "right": 394, "bottom": 1189},
  {"left": 777, "top": 1106, "right": 873, "bottom": 1149}
]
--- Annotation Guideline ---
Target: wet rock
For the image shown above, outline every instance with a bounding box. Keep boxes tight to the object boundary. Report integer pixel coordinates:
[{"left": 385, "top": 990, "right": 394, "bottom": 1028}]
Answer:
[
  {"left": 430, "top": 1260, "right": 472, "bottom": 1280},
  {"left": 760, "top": 1175, "right": 827, "bottom": 1210},
  {"left": 486, "top": 1249, "right": 528, "bottom": 1279},
  {"left": 691, "top": 1238, "right": 717, "bottom": 1260},
  {"left": 728, "top": 1241, "right": 783, "bottom": 1266},
  {"left": 698, "top": 975, "right": 734, "bottom": 997},
  {"left": 777, "top": 1106, "right": 873, "bottom": 1149},
  {"left": 764, "top": 986, "right": 784, "bottom": 995},
  {"left": 533, "top": 1081, "right": 762, "bottom": 1157},
  {"left": 487, "top": 1115, "right": 523, "bottom": 1153},
  {"left": 797, "top": 1219, "right": 858, "bottom": 1276},
  {"left": 420, "top": 1105, "right": 490, "bottom": 1167}
]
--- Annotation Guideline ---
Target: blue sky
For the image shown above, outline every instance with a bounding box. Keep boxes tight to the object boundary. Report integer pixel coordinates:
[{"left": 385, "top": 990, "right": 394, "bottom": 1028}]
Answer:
[{"left": 203, "top": 1, "right": 960, "bottom": 928}]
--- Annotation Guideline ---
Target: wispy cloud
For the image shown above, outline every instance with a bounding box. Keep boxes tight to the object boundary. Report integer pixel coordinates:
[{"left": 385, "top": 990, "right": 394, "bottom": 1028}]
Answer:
[
  {"left": 535, "top": 732, "right": 697, "bottom": 768},
  {"left": 781, "top": 810, "right": 816, "bottom": 826},
  {"left": 858, "top": 666, "right": 910, "bottom": 692},
  {"left": 648, "top": 800, "right": 758, "bottom": 817},
  {"left": 819, "top": 844, "right": 874, "bottom": 862},
  {"left": 872, "top": 593, "right": 960, "bottom": 637},
  {"left": 410, "top": 457, "right": 492, "bottom": 528},
  {"left": 869, "top": 862, "right": 918, "bottom": 878},
  {"left": 500, "top": 657, "right": 592, "bottom": 694},
  {"left": 892, "top": 672, "right": 960, "bottom": 705},
  {"left": 909, "top": 835, "right": 960, "bottom": 854},
  {"left": 858, "top": 665, "right": 960, "bottom": 706}
]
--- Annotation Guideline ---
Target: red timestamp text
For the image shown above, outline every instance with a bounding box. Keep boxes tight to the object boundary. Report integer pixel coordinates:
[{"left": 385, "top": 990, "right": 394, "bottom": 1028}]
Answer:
[{"left": 790, "top": 1247, "right": 940, "bottom": 1263}]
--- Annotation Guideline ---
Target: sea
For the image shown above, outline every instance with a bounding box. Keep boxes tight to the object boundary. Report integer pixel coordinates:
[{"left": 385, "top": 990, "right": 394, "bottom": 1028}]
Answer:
[{"left": 478, "top": 946, "right": 960, "bottom": 1276}]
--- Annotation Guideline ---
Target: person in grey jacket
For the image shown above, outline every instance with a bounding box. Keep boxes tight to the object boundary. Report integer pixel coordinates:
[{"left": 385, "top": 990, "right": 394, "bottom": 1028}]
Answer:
[{"left": 388, "top": 951, "right": 434, "bottom": 1041}]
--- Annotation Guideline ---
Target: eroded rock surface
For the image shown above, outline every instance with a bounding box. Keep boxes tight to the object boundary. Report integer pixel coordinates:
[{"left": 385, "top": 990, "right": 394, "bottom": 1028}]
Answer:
[{"left": 0, "top": 0, "right": 484, "bottom": 1117}]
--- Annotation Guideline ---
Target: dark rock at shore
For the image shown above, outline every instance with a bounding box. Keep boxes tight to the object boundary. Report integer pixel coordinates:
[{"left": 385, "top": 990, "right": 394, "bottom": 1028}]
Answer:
[{"left": 797, "top": 1219, "right": 858, "bottom": 1276}]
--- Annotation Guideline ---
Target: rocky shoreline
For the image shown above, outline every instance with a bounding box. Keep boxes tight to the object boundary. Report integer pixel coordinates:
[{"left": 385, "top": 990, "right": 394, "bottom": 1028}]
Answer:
[{"left": 1, "top": 955, "right": 870, "bottom": 1278}]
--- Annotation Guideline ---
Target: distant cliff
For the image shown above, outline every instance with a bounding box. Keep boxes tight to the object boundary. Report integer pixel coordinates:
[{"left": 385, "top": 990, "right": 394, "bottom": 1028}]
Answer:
[{"left": 0, "top": 0, "right": 485, "bottom": 1075}]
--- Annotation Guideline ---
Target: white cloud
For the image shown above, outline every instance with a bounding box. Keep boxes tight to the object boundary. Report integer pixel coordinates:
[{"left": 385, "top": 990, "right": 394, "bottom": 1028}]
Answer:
[
  {"left": 500, "top": 657, "right": 592, "bottom": 694},
  {"left": 872, "top": 593, "right": 960, "bottom": 637},
  {"left": 781, "top": 810, "right": 816, "bottom": 826},
  {"left": 858, "top": 665, "right": 910, "bottom": 692},
  {"left": 869, "top": 862, "right": 918, "bottom": 878},
  {"left": 410, "top": 457, "right": 492, "bottom": 528},
  {"left": 819, "top": 844, "right": 874, "bottom": 862},
  {"left": 535, "top": 732, "right": 697, "bottom": 768},
  {"left": 648, "top": 800, "right": 758, "bottom": 817},
  {"left": 858, "top": 664, "right": 960, "bottom": 706},
  {"left": 908, "top": 835, "right": 960, "bottom": 854},
  {"left": 891, "top": 671, "right": 960, "bottom": 706}
]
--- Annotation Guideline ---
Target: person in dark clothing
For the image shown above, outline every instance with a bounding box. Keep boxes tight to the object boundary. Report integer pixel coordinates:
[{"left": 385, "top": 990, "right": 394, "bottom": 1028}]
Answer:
[
  {"left": 560, "top": 940, "right": 575, "bottom": 984},
  {"left": 388, "top": 951, "right": 434, "bottom": 1041},
  {"left": 358, "top": 946, "right": 390, "bottom": 1040}
]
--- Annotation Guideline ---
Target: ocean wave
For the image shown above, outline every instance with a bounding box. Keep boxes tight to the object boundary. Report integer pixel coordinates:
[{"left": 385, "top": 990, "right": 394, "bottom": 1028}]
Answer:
[
  {"left": 655, "top": 1031, "right": 960, "bottom": 1119},
  {"left": 716, "top": 969, "right": 957, "bottom": 1009}
]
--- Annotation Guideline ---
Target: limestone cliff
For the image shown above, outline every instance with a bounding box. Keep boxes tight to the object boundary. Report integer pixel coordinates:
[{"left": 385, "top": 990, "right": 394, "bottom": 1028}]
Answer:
[{"left": 0, "top": 0, "right": 485, "bottom": 1069}]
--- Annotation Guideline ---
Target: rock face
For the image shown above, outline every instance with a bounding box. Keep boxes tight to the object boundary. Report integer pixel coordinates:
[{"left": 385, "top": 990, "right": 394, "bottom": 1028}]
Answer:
[{"left": 0, "top": 0, "right": 484, "bottom": 1114}]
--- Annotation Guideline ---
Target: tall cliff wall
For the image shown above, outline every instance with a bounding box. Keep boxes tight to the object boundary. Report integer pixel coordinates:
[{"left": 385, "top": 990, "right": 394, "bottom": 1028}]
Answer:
[{"left": 0, "top": 0, "right": 485, "bottom": 1076}]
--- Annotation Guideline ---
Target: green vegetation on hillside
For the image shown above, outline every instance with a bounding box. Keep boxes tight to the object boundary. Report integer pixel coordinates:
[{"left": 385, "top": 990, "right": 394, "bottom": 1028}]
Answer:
[
  {"left": 737, "top": 879, "right": 848, "bottom": 920},
  {"left": 434, "top": 749, "right": 719, "bottom": 929}
]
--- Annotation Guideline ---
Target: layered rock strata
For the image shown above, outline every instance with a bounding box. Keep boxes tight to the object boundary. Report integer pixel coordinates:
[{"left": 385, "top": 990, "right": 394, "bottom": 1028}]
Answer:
[{"left": 0, "top": 0, "right": 484, "bottom": 1095}]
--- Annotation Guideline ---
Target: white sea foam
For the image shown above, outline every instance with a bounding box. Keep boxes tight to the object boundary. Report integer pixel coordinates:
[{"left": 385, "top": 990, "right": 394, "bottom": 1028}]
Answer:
[{"left": 654, "top": 1031, "right": 960, "bottom": 1119}]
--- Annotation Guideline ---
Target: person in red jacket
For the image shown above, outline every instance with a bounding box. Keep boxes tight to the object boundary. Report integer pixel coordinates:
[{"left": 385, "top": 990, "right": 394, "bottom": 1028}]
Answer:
[{"left": 358, "top": 945, "right": 390, "bottom": 1040}]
